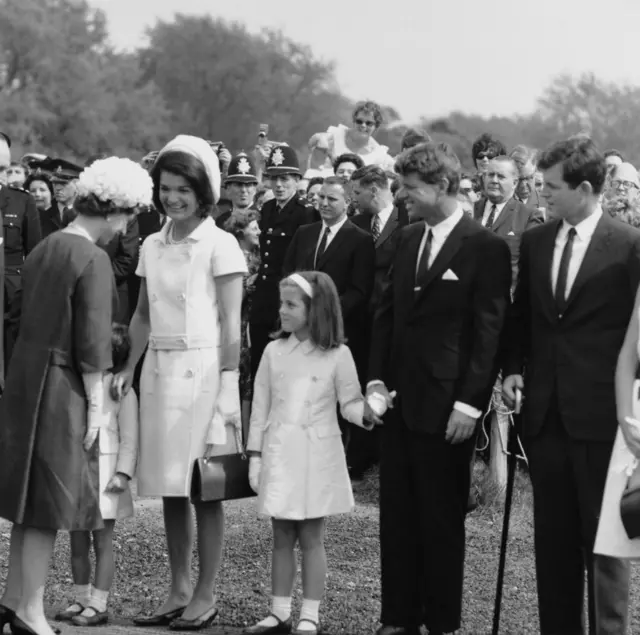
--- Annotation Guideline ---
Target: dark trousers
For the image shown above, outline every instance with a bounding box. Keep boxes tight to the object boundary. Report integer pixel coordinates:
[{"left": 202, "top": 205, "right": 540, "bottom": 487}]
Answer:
[
  {"left": 3, "top": 271, "right": 20, "bottom": 370},
  {"left": 249, "top": 323, "right": 273, "bottom": 382},
  {"left": 526, "top": 401, "right": 630, "bottom": 635},
  {"left": 379, "top": 409, "right": 474, "bottom": 633}
]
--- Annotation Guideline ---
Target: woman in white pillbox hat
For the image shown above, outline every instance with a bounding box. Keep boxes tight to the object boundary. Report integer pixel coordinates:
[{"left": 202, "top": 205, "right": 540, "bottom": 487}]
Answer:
[{"left": 112, "top": 135, "right": 247, "bottom": 630}]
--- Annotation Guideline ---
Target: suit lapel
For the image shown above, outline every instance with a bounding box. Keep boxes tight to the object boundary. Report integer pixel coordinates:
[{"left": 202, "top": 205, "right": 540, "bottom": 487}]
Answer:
[
  {"left": 534, "top": 220, "right": 561, "bottom": 322},
  {"left": 376, "top": 208, "right": 398, "bottom": 247},
  {"left": 491, "top": 198, "right": 516, "bottom": 234},
  {"left": 473, "top": 199, "right": 485, "bottom": 223},
  {"left": 564, "top": 214, "right": 612, "bottom": 310},
  {"left": 318, "top": 221, "right": 350, "bottom": 268},
  {"left": 415, "top": 216, "right": 468, "bottom": 302}
]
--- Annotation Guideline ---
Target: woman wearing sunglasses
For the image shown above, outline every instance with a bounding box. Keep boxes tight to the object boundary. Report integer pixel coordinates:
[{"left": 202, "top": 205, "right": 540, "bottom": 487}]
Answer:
[{"left": 308, "top": 100, "right": 394, "bottom": 171}]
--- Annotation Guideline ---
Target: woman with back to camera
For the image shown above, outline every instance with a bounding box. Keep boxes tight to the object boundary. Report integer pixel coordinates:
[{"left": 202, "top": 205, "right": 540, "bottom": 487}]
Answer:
[
  {"left": 0, "top": 157, "right": 152, "bottom": 635},
  {"left": 112, "top": 135, "right": 247, "bottom": 631}
]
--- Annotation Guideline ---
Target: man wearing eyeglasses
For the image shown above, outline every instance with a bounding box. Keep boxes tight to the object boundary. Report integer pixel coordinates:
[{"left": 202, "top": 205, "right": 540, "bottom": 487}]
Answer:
[{"left": 609, "top": 162, "right": 640, "bottom": 201}]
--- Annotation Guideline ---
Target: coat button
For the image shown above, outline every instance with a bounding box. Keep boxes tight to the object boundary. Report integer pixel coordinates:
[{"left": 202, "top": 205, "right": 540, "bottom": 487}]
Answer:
[
  {"left": 266, "top": 240, "right": 271, "bottom": 245},
  {"left": 180, "top": 337, "right": 187, "bottom": 345},
  {"left": 179, "top": 293, "right": 186, "bottom": 301},
  {"left": 186, "top": 369, "right": 194, "bottom": 378},
  {"left": 264, "top": 263, "right": 269, "bottom": 269},
  {"left": 262, "top": 275, "right": 266, "bottom": 280}
]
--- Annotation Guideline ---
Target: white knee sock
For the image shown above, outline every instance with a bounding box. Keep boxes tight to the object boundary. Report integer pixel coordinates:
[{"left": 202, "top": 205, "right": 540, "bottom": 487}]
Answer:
[
  {"left": 89, "top": 588, "right": 109, "bottom": 613},
  {"left": 256, "top": 596, "right": 291, "bottom": 627},
  {"left": 298, "top": 598, "right": 320, "bottom": 630},
  {"left": 74, "top": 584, "right": 92, "bottom": 608}
]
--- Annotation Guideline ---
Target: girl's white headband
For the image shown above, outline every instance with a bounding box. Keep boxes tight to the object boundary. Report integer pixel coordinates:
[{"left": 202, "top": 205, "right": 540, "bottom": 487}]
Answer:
[{"left": 286, "top": 273, "right": 314, "bottom": 298}]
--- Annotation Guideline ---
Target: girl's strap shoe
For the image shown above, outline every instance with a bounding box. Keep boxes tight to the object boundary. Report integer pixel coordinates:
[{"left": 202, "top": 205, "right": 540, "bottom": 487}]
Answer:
[{"left": 71, "top": 606, "right": 109, "bottom": 627}]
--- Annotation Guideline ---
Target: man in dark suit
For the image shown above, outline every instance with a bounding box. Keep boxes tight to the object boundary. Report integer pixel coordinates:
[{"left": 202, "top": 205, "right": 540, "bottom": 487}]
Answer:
[
  {"left": 284, "top": 176, "right": 375, "bottom": 460},
  {"left": 474, "top": 156, "right": 544, "bottom": 288},
  {"left": 249, "top": 145, "right": 317, "bottom": 380},
  {"left": 368, "top": 143, "right": 512, "bottom": 635},
  {"left": 350, "top": 165, "right": 407, "bottom": 477},
  {"left": 502, "top": 137, "right": 637, "bottom": 635}
]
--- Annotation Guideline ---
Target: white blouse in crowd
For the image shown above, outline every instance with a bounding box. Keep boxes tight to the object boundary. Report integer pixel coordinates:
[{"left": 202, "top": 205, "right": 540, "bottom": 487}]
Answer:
[{"left": 324, "top": 124, "right": 395, "bottom": 170}]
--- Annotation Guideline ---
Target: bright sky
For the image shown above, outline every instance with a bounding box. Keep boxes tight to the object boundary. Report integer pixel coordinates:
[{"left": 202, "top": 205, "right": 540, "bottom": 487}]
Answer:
[{"left": 92, "top": 0, "right": 640, "bottom": 123}]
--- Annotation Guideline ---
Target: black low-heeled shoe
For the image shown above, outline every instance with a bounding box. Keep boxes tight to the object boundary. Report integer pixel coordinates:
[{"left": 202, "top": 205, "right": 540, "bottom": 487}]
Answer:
[
  {"left": 133, "top": 606, "right": 187, "bottom": 627},
  {"left": 9, "top": 616, "right": 61, "bottom": 635},
  {"left": 0, "top": 605, "right": 16, "bottom": 632},
  {"left": 170, "top": 607, "right": 219, "bottom": 631}
]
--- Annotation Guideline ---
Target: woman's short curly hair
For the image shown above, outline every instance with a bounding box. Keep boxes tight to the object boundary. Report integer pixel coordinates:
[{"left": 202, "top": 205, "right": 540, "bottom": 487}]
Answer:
[
  {"left": 352, "top": 100, "right": 384, "bottom": 130},
  {"left": 223, "top": 208, "right": 259, "bottom": 240},
  {"left": 333, "top": 153, "right": 365, "bottom": 173}
]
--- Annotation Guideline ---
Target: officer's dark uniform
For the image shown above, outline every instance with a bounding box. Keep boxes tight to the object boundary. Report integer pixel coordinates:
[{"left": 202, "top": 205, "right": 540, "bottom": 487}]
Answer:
[
  {"left": 249, "top": 145, "right": 317, "bottom": 379},
  {"left": 2, "top": 182, "right": 41, "bottom": 366},
  {"left": 216, "top": 151, "right": 259, "bottom": 229}
]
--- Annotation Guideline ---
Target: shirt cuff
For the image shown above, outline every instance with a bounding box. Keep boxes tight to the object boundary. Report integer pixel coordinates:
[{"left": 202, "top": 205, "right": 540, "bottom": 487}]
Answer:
[
  {"left": 454, "top": 401, "right": 482, "bottom": 419},
  {"left": 366, "top": 380, "right": 384, "bottom": 389}
]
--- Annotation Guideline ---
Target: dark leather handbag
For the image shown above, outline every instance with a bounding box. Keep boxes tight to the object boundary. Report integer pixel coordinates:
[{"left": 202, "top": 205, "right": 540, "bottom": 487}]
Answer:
[{"left": 190, "top": 425, "right": 256, "bottom": 503}]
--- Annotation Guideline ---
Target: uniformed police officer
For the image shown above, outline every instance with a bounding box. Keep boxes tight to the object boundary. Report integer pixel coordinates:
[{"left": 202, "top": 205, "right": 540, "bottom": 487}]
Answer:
[
  {"left": 1, "top": 136, "right": 42, "bottom": 368},
  {"left": 216, "top": 151, "right": 259, "bottom": 229},
  {"left": 249, "top": 145, "right": 319, "bottom": 380},
  {"left": 31, "top": 158, "right": 83, "bottom": 236}
]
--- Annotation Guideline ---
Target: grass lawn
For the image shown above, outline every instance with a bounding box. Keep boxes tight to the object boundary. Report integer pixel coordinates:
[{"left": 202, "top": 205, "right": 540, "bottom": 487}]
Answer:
[{"left": 1, "top": 463, "right": 639, "bottom": 634}]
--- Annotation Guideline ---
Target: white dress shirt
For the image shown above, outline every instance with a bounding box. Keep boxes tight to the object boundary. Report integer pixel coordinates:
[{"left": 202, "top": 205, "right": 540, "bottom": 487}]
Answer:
[
  {"left": 551, "top": 207, "right": 603, "bottom": 298},
  {"left": 373, "top": 204, "right": 394, "bottom": 234},
  {"left": 317, "top": 214, "right": 349, "bottom": 252},
  {"left": 416, "top": 206, "right": 464, "bottom": 270},
  {"left": 482, "top": 199, "right": 509, "bottom": 226}
]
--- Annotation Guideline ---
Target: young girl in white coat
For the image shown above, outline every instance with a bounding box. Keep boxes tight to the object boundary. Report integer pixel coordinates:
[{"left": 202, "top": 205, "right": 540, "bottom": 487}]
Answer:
[
  {"left": 245, "top": 271, "right": 380, "bottom": 635},
  {"left": 55, "top": 325, "right": 139, "bottom": 627}
]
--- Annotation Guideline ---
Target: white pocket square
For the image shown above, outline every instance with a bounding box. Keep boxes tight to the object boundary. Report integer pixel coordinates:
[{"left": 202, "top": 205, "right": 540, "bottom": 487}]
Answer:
[
  {"left": 507, "top": 231, "right": 516, "bottom": 236},
  {"left": 442, "top": 269, "right": 459, "bottom": 281}
]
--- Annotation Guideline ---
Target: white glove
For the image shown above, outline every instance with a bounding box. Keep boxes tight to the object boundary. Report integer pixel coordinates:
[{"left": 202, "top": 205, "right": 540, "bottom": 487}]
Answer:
[
  {"left": 249, "top": 456, "right": 262, "bottom": 494},
  {"left": 216, "top": 370, "right": 241, "bottom": 428},
  {"left": 83, "top": 372, "right": 104, "bottom": 450}
]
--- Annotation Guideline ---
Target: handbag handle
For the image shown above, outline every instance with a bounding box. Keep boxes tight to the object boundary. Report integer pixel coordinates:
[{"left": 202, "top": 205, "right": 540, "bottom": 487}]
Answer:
[{"left": 232, "top": 420, "right": 248, "bottom": 460}]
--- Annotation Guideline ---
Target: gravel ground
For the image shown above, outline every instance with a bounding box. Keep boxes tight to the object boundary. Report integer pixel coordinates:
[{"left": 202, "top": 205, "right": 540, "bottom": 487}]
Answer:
[{"left": 1, "top": 464, "right": 639, "bottom": 635}]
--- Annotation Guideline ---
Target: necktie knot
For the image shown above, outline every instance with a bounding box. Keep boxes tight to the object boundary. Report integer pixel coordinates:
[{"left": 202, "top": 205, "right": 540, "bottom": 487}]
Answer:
[{"left": 372, "top": 214, "right": 381, "bottom": 241}]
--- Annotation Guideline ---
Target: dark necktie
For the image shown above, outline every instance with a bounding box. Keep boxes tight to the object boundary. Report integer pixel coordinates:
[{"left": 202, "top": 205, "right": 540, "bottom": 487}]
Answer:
[
  {"left": 415, "top": 228, "right": 433, "bottom": 290},
  {"left": 314, "top": 226, "right": 330, "bottom": 268},
  {"left": 485, "top": 204, "right": 498, "bottom": 229},
  {"left": 371, "top": 214, "right": 381, "bottom": 241},
  {"left": 555, "top": 227, "right": 577, "bottom": 315}
]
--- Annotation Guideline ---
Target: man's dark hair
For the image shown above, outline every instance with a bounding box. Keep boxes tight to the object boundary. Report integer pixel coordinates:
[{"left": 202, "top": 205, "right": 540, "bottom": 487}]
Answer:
[
  {"left": 604, "top": 149, "right": 624, "bottom": 161},
  {"left": 472, "top": 133, "right": 507, "bottom": 164},
  {"left": 395, "top": 142, "right": 461, "bottom": 195},
  {"left": 537, "top": 136, "right": 607, "bottom": 195},
  {"left": 351, "top": 164, "right": 389, "bottom": 189}
]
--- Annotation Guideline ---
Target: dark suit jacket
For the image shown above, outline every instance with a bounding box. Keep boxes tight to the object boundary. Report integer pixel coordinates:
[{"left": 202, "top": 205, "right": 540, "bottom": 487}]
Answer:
[
  {"left": 0, "top": 208, "right": 4, "bottom": 391},
  {"left": 369, "top": 214, "right": 512, "bottom": 433},
  {"left": 97, "top": 218, "right": 140, "bottom": 324},
  {"left": 351, "top": 206, "right": 408, "bottom": 311},
  {"left": 503, "top": 213, "right": 640, "bottom": 441},
  {"left": 283, "top": 218, "right": 375, "bottom": 325},
  {"left": 474, "top": 196, "right": 544, "bottom": 287}
]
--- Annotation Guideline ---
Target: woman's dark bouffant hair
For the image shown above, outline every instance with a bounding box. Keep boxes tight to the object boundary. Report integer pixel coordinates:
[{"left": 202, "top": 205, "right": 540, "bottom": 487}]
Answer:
[
  {"left": 110, "top": 323, "right": 131, "bottom": 373},
  {"left": 24, "top": 173, "right": 54, "bottom": 200},
  {"left": 151, "top": 150, "right": 215, "bottom": 218},
  {"left": 223, "top": 208, "right": 259, "bottom": 240},
  {"left": 274, "top": 271, "right": 345, "bottom": 350}
]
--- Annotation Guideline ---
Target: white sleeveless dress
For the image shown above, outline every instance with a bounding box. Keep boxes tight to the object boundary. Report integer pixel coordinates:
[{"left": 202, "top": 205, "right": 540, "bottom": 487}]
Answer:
[{"left": 594, "top": 329, "right": 640, "bottom": 558}]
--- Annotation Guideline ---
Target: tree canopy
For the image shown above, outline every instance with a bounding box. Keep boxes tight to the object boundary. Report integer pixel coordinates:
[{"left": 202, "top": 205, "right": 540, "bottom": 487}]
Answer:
[{"left": 1, "top": 0, "right": 639, "bottom": 166}]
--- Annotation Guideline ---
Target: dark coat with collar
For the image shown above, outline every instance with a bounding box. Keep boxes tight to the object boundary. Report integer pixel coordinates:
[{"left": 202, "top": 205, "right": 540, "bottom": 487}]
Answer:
[
  {"left": 474, "top": 196, "right": 544, "bottom": 288},
  {"left": 369, "top": 214, "right": 512, "bottom": 433},
  {"left": 250, "top": 196, "right": 318, "bottom": 327},
  {"left": 283, "top": 218, "right": 375, "bottom": 373},
  {"left": 503, "top": 213, "right": 640, "bottom": 441},
  {"left": 351, "top": 205, "right": 408, "bottom": 312}
]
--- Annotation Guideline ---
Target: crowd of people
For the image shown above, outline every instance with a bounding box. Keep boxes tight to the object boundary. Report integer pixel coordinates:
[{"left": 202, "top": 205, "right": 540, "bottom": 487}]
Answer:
[{"left": 0, "top": 98, "right": 640, "bottom": 635}]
